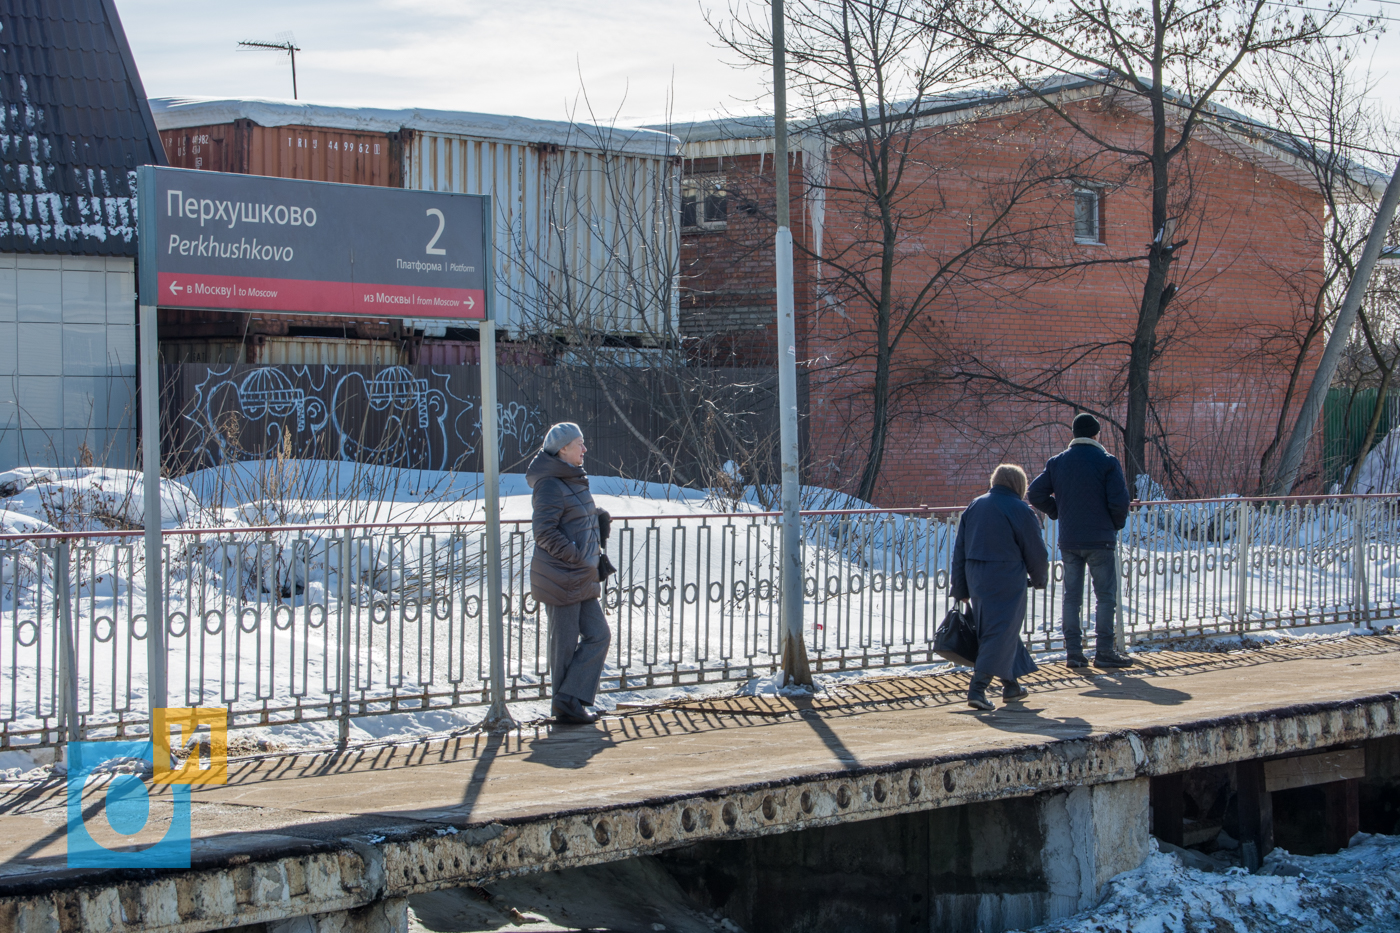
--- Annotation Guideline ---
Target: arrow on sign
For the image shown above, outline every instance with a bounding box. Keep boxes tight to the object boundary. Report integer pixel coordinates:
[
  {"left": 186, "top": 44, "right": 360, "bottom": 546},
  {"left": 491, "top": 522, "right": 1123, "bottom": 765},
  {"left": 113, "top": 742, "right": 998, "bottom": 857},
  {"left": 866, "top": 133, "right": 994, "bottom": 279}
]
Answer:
[
  {"left": 466, "top": 296, "right": 475, "bottom": 310},
  {"left": 168, "top": 280, "right": 184, "bottom": 296}
]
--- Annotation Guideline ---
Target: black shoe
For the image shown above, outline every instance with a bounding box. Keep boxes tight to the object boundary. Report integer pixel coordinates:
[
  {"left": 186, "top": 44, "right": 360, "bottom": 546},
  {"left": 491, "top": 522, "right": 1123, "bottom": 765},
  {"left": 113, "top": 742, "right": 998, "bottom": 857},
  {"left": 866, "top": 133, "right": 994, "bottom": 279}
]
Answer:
[
  {"left": 551, "top": 693, "right": 599, "bottom": 724},
  {"left": 1093, "top": 652, "right": 1134, "bottom": 669},
  {"left": 967, "top": 687, "right": 995, "bottom": 711},
  {"left": 1066, "top": 654, "right": 1090, "bottom": 669},
  {"left": 1001, "top": 681, "right": 1029, "bottom": 701}
]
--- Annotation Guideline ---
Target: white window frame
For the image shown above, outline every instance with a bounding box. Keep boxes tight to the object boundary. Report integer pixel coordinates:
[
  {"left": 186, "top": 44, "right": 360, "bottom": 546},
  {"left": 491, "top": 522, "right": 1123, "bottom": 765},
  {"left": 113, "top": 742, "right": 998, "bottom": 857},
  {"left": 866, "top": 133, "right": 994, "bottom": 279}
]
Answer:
[
  {"left": 682, "top": 175, "right": 729, "bottom": 231},
  {"left": 1073, "top": 187, "right": 1102, "bottom": 245}
]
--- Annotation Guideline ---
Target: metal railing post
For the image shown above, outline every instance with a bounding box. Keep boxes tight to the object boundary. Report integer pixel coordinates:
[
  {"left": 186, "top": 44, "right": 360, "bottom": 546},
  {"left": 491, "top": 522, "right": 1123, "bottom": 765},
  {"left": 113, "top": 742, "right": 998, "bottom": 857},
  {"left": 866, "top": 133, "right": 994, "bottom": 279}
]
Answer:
[
  {"left": 1234, "top": 500, "right": 1251, "bottom": 630},
  {"left": 56, "top": 540, "right": 79, "bottom": 747},
  {"left": 338, "top": 534, "right": 353, "bottom": 745},
  {"left": 1115, "top": 514, "right": 1127, "bottom": 652},
  {"left": 1353, "top": 497, "right": 1370, "bottom": 627}
]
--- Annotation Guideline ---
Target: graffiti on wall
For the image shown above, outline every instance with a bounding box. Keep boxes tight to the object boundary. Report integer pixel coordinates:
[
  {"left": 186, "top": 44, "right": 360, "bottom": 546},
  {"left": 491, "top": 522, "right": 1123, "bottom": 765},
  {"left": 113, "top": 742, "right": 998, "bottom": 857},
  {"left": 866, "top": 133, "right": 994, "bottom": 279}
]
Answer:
[{"left": 174, "top": 365, "right": 543, "bottom": 472}]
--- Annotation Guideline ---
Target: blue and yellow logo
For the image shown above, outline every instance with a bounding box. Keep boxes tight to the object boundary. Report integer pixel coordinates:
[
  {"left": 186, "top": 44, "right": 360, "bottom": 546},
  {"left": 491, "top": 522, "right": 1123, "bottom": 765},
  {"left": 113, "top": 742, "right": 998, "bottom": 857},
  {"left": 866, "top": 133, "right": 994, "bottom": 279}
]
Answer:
[{"left": 67, "top": 708, "right": 227, "bottom": 868}]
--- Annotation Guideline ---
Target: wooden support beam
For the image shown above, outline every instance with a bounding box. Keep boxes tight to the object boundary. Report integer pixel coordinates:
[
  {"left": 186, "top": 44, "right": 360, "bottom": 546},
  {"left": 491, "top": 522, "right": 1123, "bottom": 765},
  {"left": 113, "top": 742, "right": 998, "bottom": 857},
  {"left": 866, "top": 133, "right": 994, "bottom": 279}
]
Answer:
[
  {"left": 1236, "top": 759, "right": 1274, "bottom": 869},
  {"left": 1264, "top": 748, "right": 1365, "bottom": 793},
  {"left": 1322, "top": 778, "right": 1361, "bottom": 852},
  {"left": 1149, "top": 773, "right": 1185, "bottom": 847}
]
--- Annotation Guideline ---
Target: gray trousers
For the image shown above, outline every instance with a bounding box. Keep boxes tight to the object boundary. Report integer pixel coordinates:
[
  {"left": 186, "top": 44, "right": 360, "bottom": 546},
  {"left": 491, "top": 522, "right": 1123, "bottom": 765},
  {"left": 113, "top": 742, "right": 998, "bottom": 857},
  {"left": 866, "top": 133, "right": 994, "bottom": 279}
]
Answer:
[
  {"left": 546, "top": 598, "right": 610, "bottom": 705},
  {"left": 1061, "top": 546, "right": 1117, "bottom": 657}
]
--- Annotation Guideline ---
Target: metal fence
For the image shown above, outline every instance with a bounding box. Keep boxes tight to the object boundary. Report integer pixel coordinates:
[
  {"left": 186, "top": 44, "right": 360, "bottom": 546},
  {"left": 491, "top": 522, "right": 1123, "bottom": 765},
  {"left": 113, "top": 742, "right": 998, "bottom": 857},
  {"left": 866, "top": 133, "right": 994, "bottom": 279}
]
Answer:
[{"left": 4, "top": 493, "right": 1399, "bottom": 749}]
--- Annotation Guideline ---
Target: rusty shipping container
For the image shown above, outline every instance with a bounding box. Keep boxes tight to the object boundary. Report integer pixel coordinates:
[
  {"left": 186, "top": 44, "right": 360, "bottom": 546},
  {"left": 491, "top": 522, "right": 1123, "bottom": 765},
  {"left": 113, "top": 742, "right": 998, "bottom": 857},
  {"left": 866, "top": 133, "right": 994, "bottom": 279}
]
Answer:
[{"left": 158, "top": 118, "right": 402, "bottom": 187}]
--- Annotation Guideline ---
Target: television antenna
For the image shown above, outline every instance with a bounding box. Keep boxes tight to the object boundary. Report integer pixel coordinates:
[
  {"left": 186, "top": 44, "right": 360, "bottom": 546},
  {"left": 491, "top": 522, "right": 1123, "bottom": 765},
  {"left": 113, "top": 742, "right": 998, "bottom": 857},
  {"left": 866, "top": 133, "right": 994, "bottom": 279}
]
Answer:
[{"left": 238, "top": 32, "right": 301, "bottom": 99}]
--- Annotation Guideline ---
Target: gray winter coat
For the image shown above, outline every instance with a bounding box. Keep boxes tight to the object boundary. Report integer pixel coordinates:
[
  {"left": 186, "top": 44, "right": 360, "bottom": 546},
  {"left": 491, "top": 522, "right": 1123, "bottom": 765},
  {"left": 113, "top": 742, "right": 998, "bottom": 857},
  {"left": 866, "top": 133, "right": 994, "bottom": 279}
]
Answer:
[{"left": 527, "top": 450, "right": 609, "bottom": 607}]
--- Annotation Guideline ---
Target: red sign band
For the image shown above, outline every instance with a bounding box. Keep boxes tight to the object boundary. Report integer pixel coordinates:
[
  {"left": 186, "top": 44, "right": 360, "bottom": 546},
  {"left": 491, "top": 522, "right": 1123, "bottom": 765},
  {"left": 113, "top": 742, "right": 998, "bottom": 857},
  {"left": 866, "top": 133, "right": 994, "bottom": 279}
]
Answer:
[{"left": 157, "top": 273, "right": 485, "bottom": 319}]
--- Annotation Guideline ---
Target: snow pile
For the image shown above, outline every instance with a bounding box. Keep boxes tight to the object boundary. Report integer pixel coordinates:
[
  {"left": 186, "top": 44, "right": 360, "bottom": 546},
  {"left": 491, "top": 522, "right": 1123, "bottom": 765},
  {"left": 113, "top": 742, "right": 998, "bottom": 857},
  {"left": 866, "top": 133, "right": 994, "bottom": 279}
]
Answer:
[
  {"left": 0, "top": 467, "right": 201, "bottom": 532},
  {"left": 1341, "top": 429, "right": 1400, "bottom": 494},
  {"left": 1018, "top": 835, "right": 1400, "bottom": 933}
]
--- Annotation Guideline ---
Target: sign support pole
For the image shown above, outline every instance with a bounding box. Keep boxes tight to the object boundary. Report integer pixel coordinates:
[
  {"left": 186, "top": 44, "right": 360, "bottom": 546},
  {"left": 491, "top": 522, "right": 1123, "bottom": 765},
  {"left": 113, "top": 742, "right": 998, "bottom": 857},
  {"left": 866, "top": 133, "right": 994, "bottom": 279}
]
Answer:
[
  {"left": 480, "top": 197, "right": 512, "bottom": 728},
  {"left": 136, "top": 166, "right": 167, "bottom": 716}
]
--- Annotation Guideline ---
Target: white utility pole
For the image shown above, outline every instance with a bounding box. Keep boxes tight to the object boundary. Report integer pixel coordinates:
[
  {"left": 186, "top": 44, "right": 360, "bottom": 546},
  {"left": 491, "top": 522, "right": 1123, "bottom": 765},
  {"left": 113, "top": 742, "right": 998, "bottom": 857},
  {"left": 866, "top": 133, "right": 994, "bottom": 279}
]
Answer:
[{"left": 774, "top": 0, "right": 812, "bottom": 686}]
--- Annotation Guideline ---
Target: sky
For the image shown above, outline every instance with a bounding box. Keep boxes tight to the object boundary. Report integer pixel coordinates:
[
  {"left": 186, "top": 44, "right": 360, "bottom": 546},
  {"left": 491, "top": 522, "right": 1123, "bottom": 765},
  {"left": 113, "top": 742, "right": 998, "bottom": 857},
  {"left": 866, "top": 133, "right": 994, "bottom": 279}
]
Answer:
[
  {"left": 117, "top": 0, "right": 1400, "bottom": 153},
  {"left": 114, "top": 0, "right": 768, "bottom": 127}
]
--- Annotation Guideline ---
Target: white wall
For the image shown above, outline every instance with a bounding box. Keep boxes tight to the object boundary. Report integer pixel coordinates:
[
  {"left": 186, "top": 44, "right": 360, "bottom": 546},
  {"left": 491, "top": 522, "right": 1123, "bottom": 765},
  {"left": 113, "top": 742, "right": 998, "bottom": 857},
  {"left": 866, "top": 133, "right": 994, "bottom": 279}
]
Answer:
[{"left": 0, "top": 252, "right": 137, "bottom": 470}]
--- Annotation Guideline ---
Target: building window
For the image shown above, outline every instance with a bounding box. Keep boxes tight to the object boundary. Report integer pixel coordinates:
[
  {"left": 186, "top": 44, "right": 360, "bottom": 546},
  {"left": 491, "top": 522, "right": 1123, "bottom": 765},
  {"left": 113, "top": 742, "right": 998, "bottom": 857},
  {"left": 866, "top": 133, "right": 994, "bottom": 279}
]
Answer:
[
  {"left": 682, "top": 176, "right": 728, "bottom": 229},
  {"left": 1074, "top": 188, "right": 1102, "bottom": 244}
]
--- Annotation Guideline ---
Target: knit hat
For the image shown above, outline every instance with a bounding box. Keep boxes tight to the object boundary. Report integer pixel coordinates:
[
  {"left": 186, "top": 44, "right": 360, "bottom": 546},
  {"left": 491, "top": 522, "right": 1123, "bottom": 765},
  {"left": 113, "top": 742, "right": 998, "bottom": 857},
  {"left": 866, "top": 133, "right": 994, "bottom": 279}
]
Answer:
[
  {"left": 1072, "top": 413, "right": 1100, "bottom": 438},
  {"left": 542, "top": 422, "right": 584, "bottom": 454}
]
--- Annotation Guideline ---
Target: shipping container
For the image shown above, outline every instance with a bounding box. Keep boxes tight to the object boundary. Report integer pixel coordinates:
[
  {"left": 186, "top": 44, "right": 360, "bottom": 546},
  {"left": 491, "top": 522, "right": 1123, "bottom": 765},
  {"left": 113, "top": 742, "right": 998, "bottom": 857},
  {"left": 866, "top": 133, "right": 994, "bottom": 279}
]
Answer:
[
  {"left": 151, "top": 99, "right": 682, "bottom": 340},
  {"left": 416, "top": 340, "right": 552, "bottom": 366},
  {"left": 158, "top": 120, "right": 401, "bottom": 186},
  {"left": 406, "top": 123, "right": 679, "bottom": 339},
  {"left": 160, "top": 337, "right": 404, "bottom": 366}
]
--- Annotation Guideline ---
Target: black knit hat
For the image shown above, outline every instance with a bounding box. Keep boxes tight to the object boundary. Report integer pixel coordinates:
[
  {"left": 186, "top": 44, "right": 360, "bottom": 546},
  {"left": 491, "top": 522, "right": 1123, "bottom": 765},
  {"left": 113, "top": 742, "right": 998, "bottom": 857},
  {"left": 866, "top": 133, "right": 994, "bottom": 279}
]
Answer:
[{"left": 1072, "top": 413, "right": 1100, "bottom": 438}]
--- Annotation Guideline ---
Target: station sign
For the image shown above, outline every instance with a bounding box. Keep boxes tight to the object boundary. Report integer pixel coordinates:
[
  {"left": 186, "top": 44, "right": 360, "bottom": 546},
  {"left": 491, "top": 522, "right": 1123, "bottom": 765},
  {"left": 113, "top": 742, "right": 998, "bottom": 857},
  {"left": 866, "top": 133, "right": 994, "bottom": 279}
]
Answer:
[{"left": 141, "top": 166, "right": 487, "bottom": 319}]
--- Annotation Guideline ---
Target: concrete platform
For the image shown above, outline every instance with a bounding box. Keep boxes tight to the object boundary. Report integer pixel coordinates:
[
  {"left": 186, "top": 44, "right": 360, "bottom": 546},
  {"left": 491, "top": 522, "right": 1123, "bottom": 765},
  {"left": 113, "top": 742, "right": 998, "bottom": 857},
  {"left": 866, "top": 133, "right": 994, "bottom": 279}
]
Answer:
[{"left": 2, "top": 636, "right": 1398, "bottom": 932}]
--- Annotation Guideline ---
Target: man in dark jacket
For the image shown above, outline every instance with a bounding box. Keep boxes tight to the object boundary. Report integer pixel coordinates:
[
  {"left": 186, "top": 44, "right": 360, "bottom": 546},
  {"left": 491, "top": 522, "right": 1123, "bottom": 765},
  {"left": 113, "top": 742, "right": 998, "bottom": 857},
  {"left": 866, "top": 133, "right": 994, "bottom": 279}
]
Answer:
[
  {"left": 527, "top": 422, "right": 611, "bottom": 724},
  {"left": 1027, "top": 413, "right": 1133, "bottom": 669}
]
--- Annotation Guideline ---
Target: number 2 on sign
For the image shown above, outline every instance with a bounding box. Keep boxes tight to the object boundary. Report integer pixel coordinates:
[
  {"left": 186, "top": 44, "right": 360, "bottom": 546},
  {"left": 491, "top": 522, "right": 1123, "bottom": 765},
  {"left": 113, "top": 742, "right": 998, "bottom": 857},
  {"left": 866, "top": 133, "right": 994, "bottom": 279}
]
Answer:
[{"left": 425, "top": 209, "right": 446, "bottom": 256}]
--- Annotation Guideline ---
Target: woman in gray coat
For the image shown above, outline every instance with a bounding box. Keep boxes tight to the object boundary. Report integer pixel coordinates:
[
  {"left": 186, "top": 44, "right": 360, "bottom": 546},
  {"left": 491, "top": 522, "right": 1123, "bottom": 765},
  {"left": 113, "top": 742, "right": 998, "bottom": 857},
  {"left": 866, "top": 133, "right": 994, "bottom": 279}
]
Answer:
[
  {"left": 527, "top": 422, "right": 611, "bottom": 724},
  {"left": 950, "top": 464, "right": 1049, "bottom": 711}
]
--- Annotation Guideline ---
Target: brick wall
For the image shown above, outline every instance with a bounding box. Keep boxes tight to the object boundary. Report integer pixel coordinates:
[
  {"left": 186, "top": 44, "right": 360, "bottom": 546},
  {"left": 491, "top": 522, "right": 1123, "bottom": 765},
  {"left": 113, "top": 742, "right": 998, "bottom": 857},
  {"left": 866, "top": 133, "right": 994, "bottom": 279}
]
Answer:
[
  {"left": 679, "top": 152, "right": 815, "bottom": 366},
  {"left": 683, "top": 101, "right": 1325, "bottom": 506}
]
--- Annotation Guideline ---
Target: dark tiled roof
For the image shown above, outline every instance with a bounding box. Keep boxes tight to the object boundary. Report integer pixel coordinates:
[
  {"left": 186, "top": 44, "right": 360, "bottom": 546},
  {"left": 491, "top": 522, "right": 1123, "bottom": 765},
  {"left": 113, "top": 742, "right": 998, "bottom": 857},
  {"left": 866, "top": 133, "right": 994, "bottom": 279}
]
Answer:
[{"left": 0, "top": 0, "right": 165, "bottom": 256}]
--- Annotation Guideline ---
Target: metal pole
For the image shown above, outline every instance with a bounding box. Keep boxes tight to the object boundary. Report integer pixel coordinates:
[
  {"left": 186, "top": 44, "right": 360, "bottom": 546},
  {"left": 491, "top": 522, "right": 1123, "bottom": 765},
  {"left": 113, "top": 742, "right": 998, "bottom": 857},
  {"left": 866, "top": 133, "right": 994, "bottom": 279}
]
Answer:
[
  {"left": 774, "top": 0, "right": 812, "bottom": 686},
  {"left": 1352, "top": 496, "right": 1370, "bottom": 626},
  {"left": 480, "top": 197, "right": 512, "bottom": 726},
  {"left": 136, "top": 166, "right": 167, "bottom": 717},
  {"left": 1274, "top": 158, "right": 1400, "bottom": 494},
  {"left": 1234, "top": 500, "right": 1251, "bottom": 630},
  {"left": 56, "top": 540, "right": 79, "bottom": 746},
  {"left": 338, "top": 533, "right": 353, "bottom": 745}
]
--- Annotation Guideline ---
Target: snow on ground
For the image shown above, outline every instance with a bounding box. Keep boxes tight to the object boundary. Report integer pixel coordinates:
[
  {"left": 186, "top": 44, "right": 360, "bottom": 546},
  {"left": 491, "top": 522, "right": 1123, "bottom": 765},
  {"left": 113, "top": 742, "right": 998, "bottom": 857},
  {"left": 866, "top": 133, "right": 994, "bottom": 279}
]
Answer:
[{"left": 1017, "top": 835, "right": 1400, "bottom": 933}]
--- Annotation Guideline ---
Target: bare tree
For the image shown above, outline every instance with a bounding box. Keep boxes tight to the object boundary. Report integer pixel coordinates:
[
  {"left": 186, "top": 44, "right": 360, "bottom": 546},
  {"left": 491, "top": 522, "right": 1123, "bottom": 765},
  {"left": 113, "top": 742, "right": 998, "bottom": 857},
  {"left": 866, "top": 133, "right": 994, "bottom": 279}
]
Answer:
[
  {"left": 500, "top": 102, "right": 785, "bottom": 504},
  {"left": 1242, "top": 40, "right": 1398, "bottom": 491},
  {"left": 963, "top": 0, "right": 1365, "bottom": 487},
  {"left": 712, "top": 0, "right": 1085, "bottom": 503}
]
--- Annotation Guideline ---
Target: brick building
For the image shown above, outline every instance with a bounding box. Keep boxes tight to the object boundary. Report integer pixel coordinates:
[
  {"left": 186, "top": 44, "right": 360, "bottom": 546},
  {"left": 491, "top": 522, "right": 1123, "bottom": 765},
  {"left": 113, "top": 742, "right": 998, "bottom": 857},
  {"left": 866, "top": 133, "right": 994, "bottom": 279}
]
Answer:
[{"left": 668, "top": 84, "right": 1349, "bottom": 506}]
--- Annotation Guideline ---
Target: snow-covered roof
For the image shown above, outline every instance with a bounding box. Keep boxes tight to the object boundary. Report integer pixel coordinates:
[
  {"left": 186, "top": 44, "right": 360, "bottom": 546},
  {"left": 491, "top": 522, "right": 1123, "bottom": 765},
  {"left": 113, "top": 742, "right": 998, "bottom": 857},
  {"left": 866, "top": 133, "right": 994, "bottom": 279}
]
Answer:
[
  {"left": 150, "top": 98, "right": 679, "bottom": 159},
  {"left": 0, "top": 0, "right": 167, "bottom": 256}
]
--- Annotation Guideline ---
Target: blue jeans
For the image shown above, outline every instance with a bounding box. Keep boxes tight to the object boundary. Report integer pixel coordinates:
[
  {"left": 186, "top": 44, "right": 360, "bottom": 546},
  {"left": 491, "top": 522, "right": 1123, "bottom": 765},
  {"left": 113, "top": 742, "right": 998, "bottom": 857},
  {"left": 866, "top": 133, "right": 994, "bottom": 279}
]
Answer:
[{"left": 1061, "top": 547, "right": 1117, "bottom": 658}]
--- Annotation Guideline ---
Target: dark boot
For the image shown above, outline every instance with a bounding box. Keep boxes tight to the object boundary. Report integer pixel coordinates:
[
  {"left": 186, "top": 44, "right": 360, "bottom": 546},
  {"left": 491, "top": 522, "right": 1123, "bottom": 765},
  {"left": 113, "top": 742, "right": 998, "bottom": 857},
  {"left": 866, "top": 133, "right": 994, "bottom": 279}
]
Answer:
[
  {"left": 967, "top": 674, "right": 995, "bottom": 711},
  {"left": 1094, "top": 647, "right": 1134, "bottom": 669},
  {"left": 551, "top": 693, "right": 599, "bottom": 724},
  {"left": 1001, "top": 678, "right": 1029, "bottom": 701},
  {"left": 1065, "top": 632, "right": 1088, "bottom": 668}
]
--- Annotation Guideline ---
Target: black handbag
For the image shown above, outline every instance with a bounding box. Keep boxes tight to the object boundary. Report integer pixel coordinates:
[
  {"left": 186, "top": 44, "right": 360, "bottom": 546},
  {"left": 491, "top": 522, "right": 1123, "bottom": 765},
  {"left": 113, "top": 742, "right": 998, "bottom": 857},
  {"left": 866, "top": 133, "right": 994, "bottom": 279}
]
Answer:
[
  {"left": 597, "top": 551, "right": 616, "bottom": 583},
  {"left": 934, "top": 602, "right": 978, "bottom": 667}
]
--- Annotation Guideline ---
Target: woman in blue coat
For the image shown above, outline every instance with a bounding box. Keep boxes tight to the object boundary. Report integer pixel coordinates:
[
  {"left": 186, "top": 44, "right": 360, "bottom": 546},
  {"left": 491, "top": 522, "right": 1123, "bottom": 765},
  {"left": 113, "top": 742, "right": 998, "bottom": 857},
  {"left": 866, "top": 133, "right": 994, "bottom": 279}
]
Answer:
[{"left": 950, "top": 464, "right": 1050, "bottom": 710}]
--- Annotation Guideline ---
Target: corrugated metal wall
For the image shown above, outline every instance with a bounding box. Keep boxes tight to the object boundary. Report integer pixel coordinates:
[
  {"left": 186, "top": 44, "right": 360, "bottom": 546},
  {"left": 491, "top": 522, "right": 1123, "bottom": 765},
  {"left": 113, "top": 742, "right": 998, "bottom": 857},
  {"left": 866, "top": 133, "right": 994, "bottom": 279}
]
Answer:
[{"left": 405, "top": 135, "right": 678, "bottom": 338}]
